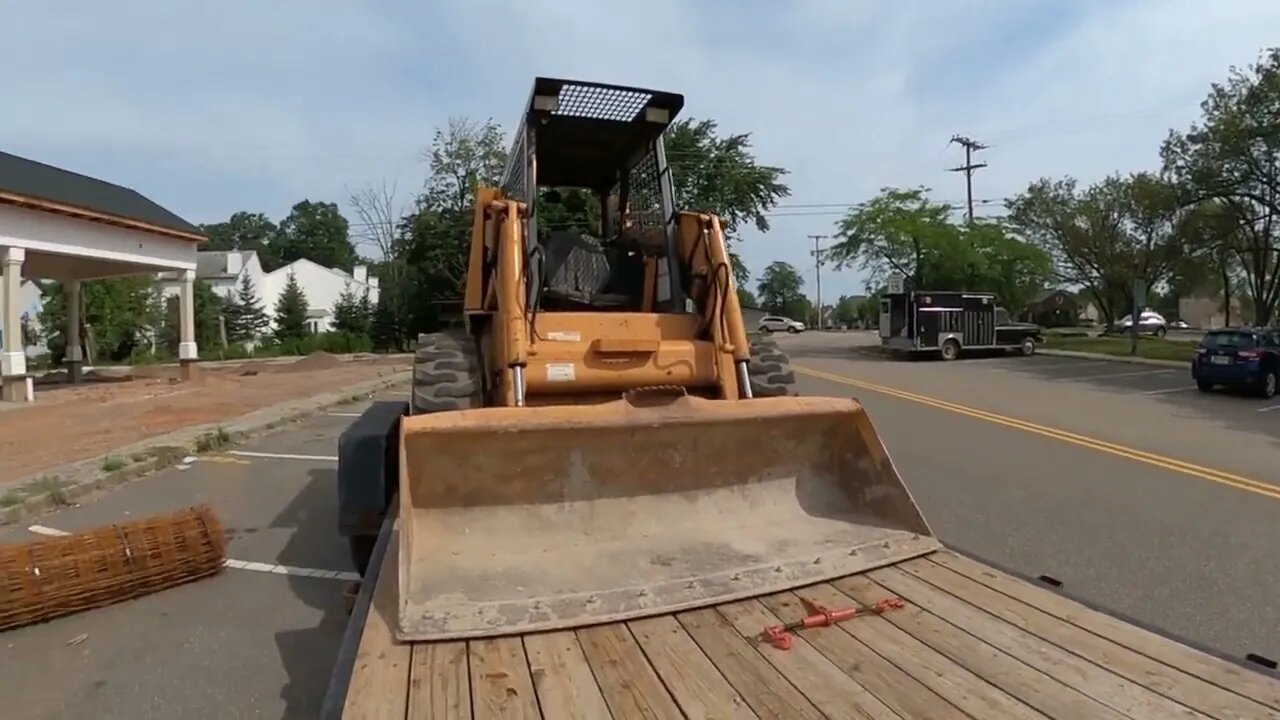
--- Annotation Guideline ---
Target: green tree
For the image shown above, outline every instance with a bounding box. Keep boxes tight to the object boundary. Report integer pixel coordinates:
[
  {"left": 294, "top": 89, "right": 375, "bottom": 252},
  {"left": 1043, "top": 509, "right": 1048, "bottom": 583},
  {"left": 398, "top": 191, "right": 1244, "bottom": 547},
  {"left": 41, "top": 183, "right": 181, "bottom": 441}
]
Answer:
[
  {"left": 268, "top": 200, "right": 356, "bottom": 273},
  {"left": 664, "top": 118, "right": 791, "bottom": 287},
  {"left": 370, "top": 290, "right": 402, "bottom": 352},
  {"left": 834, "top": 295, "right": 860, "bottom": 326},
  {"left": 223, "top": 275, "right": 270, "bottom": 342},
  {"left": 736, "top": 288, "right": 758, "bottom": 308},
  {"left": 965, "top": 221, "right": 1053, "bottom": 314},
  {"left": 1162, "top": 48, "right": 1280, "bottom": 325},
  {"left": 332, "top": 284, "right": 373, "bottom": 337},
  {"left": 198, "top": 211, "right": 278, "bottom": 259},
  {"left": 1007, "top": 174, "right": 1191, "bottom": 326},
  {"left": 830, "top": 187, "right": 1051, "bottom": 310},
  {"left": 395, "top": 117, "right": 509, "bottom": 340},
  {"left": 755, "top": 261, "right": 805, "bottom": 316},
  {"left": 828, "top": 187, "right": 962, "bottom": 291},
  {"left": 38, "top": 277, "right": 153, "bottom": 363},
  {"left": 159, "top": 280, "right": 223, "bottom": 356},
  {"left": 273, "top": 272, "right": 310, "bottom": 342}
]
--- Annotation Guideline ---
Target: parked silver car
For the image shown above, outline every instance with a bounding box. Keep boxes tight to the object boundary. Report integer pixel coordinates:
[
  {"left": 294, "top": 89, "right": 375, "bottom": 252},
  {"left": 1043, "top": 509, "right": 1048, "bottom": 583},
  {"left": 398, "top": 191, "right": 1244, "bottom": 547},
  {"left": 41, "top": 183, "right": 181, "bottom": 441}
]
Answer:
[{"left": 758, "top": 315, "right": 806, "bottom": 334}]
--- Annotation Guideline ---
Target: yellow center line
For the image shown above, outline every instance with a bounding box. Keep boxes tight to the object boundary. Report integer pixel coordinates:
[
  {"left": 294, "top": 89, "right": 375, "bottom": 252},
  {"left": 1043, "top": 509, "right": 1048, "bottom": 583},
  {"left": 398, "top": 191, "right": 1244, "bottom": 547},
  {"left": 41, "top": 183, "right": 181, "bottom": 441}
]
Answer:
[{"left": 793, "top": 364, "right": 1280, "bottom": 502}]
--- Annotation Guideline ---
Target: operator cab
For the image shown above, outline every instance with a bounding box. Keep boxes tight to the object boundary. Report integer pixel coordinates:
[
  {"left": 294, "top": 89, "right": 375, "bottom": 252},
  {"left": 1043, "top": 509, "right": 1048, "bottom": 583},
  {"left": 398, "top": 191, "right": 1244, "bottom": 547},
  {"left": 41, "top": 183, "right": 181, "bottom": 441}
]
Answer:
[{"left": 499, "top": 77, "right": 686, "bottom": 313}]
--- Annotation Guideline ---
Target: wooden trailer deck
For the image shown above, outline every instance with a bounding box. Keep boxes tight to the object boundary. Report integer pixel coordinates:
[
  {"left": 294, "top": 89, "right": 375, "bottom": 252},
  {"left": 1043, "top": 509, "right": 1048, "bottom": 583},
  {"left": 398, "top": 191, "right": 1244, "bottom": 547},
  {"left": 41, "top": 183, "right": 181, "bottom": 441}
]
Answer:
[{"left": 337, "top": 535, "right": 1280, "bottom": 719}]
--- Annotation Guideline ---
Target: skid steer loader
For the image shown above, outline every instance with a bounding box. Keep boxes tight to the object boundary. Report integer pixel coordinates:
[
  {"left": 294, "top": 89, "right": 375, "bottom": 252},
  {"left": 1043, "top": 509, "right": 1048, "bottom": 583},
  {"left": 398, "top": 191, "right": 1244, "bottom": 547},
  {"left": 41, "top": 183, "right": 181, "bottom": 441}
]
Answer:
[{"left": 397, "top": 77, "right": 940, "bottom": 641}]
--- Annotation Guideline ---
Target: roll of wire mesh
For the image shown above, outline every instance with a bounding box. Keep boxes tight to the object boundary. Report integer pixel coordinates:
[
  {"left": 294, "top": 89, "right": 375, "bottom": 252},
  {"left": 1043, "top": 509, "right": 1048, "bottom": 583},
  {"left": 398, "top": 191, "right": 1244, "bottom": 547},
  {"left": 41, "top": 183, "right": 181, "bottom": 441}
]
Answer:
[{"left": 0, "top": 504, "right": 226, "bottom": 631}]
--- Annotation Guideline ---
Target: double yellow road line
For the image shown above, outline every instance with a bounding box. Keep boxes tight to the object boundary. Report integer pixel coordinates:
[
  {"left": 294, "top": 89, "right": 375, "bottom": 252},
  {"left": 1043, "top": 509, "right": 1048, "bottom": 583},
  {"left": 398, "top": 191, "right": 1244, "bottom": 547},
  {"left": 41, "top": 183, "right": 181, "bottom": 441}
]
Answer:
[{"left": 794, "top": 365, "right": 1280, "bottom": 502}]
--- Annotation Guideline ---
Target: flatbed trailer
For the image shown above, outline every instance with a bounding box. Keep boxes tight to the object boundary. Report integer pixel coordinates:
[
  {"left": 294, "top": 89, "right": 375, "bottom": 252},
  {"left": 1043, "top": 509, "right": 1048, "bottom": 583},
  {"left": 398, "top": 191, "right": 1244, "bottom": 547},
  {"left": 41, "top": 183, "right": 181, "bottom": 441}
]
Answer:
[{"left": 323, "top": 514, "right": 1280, "bottom": 719}]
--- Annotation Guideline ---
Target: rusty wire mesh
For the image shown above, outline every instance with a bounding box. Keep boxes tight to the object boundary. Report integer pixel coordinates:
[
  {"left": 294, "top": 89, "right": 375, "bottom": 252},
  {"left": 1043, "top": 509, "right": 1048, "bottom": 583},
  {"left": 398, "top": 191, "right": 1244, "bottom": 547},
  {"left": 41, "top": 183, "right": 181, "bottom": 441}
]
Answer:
[{"left": 0, "top": 504, "right": 226, "bottom": 631}]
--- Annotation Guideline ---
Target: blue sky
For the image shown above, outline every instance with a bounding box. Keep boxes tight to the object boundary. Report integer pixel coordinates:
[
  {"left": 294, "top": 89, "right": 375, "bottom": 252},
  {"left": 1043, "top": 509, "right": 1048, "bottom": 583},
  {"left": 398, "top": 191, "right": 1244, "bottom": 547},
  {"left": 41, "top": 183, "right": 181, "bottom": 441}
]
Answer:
[{"left": 3, "top": 1, "right": 1278, "bottom": 301}]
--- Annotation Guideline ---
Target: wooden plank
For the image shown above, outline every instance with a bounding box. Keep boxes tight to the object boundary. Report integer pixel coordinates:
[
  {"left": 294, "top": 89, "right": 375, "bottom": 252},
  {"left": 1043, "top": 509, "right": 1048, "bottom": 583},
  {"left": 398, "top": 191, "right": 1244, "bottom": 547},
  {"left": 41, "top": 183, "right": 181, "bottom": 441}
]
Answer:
[
  {"left": 677, "top": 607, "right": 827, "bottom": 720},
  {"left": 905, "top": 558, "right": 1273, "bottom": 720},
  {"left": 834, "top": 574, "right": 1128, "bottom": 720},
  {"left": 523, "top": 631, "right": 612, "bottom": 720},
  {"left": 342, "top": 539, "right": 411, "bottom": 719},
  {"left": 469, "top": 636, "right": 541, "bottom": 720},
  {"left": 930, "top": 550, "right": 1280, "bottom": 713},
  {"left": 407, "top": 642, "right": 470, "bottom": 720},
  {"left": 757, "top": 591, "right": 964, "bottom": 720},
  {"left": 628, "top": 614, "right": 759, "bottom": 720},
  {"left": 784, "top": 584, "right": 1046, "bottom": 719},
  {"left": 871, "top": 565, "right": 1208, "bottom": 720},
  {"left": 577, "top": 623, "right": 683, "bottom": 719},
  {"left": 713, "top": 599, "right": 899, "bottom": 720}
]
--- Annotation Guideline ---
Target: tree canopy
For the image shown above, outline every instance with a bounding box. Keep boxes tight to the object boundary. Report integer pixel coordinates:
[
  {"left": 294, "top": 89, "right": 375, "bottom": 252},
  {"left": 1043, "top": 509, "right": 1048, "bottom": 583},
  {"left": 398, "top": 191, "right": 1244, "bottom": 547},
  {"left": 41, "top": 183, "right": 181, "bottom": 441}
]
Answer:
[{"left": 827, "top": 187, "right": 1051, "bottom": 313}]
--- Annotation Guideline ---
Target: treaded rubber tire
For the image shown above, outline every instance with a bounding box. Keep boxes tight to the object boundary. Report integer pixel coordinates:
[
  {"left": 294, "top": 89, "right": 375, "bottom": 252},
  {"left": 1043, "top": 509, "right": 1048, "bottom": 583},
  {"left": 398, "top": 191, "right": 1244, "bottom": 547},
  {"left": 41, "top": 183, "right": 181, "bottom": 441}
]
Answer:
[
  {"left": 940, "top": 339, "right": 960, "bottom": 361},
  {"left": 349, "top": 535, "right": 377, "bottom": 577},
  {"left": 748, "top": 337, "right": 798, "bottom": 397},
  {"left": 411, "top": 329, "right": 484, "bottom": 415}
]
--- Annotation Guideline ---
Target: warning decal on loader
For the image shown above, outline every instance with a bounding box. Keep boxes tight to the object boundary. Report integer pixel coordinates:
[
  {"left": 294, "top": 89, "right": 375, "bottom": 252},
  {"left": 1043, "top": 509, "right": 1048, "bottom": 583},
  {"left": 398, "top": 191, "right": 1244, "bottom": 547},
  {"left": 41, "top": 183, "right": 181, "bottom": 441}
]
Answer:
[
  {"left": 545, "top": 331, "right": 581, "bottom": 342},
  {"left": 546, "top": 363, "right": 576, "bottom": 382}
]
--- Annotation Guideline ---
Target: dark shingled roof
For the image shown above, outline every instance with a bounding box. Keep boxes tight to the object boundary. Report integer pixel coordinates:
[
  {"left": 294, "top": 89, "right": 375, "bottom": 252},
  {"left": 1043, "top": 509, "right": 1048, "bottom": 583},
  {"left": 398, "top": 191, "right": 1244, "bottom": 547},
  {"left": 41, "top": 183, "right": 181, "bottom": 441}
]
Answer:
[{"left": 0, "top": 150, "right": 203, "bottom": 237}]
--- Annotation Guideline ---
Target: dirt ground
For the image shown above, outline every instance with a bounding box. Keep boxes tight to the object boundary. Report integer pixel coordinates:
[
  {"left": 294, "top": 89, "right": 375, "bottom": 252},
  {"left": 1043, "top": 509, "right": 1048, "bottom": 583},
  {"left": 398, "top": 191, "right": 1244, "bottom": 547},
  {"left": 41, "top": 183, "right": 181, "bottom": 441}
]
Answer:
[{"left": 0, "top": 353, "right": 410, "bottom": 481}]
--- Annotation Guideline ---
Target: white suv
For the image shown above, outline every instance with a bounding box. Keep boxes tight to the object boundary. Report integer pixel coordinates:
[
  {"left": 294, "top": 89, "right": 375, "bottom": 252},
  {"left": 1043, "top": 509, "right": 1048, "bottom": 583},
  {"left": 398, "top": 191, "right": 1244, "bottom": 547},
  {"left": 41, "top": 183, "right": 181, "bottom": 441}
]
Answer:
[{"left": 758, "top": 315, "right": 806, "bottom": 334}]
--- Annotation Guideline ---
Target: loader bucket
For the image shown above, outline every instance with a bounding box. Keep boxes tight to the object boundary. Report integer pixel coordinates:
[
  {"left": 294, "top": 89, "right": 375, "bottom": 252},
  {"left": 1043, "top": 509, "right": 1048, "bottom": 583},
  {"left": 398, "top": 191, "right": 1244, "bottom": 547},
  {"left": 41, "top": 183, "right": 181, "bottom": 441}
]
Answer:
[{"left": 396, "top": 393, "right": 939, "bottom": 641}]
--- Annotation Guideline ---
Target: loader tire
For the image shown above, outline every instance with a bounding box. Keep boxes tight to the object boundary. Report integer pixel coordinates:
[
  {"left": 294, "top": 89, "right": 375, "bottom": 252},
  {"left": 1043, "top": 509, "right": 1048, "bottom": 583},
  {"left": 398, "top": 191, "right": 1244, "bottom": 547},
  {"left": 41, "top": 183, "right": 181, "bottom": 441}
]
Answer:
[
  {"left": 411, "top": 329, "right": 484, "bottom": 415},
  {"left": 748, "top": 337, "right": 797, "bottom": 397}
]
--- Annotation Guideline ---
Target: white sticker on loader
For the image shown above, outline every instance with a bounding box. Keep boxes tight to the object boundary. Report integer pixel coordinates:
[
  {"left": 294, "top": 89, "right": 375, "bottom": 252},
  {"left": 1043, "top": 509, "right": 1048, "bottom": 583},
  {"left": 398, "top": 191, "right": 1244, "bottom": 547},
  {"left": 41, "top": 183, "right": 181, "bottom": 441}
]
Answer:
[
  {"left": 546, "top": 363, "right": 576, "bottom": 382},
  {"left": 545, "top": 331, "right": 581, "bottom": 342}
]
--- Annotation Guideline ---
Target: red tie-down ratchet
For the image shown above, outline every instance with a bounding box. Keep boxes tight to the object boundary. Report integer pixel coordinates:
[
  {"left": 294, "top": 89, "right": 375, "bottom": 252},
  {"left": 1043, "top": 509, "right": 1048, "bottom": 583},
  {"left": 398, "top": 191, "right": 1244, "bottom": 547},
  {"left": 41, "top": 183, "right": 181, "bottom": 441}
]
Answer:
[{"left": 761, "top": 596, "right": 906, "bottom": 650}]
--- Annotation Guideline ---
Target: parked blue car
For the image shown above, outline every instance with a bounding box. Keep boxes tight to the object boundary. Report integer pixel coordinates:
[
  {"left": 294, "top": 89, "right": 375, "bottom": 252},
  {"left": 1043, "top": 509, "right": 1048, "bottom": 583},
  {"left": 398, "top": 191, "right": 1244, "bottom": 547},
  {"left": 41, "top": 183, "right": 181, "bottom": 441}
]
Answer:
[{"left": 1191, "top": 327, "right": 1279, "bottom": 399}]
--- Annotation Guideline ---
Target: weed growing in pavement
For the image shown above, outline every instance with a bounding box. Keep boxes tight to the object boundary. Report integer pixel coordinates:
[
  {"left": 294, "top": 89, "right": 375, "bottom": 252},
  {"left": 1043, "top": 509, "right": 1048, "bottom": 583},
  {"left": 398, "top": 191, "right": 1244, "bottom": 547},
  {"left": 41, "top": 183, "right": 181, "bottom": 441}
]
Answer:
[
  {"left": 195, "top": 427, "right": 232, "bottom": 453},
  {"left": 131, "top": 451, "right": 151, "bottom": 463},
  {"left": 101, "top": 456, "right": 126, "bottom": 472},
  {"left": 0, "top": 491, "right": 23, "bottom": 507},
  {"left": 30, "top": 476, "right": 71, "bottom": 507}
]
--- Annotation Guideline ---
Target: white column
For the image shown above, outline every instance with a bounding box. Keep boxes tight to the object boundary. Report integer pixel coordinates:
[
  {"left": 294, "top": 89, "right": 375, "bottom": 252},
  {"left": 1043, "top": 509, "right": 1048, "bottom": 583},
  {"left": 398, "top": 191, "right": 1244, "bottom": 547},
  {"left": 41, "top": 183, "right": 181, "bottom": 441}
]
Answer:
[
  {"left": 2, "top": 247, "right": 26, "bottom": 377},
  {"left": 65, "top": 279, "right": 82, "bottom": 381},
  {"left": 1, "top": 247, "right": 33, "bottom": 402},
  {"left": 178, "top": 269, "right": 198, "bottom": 362}
]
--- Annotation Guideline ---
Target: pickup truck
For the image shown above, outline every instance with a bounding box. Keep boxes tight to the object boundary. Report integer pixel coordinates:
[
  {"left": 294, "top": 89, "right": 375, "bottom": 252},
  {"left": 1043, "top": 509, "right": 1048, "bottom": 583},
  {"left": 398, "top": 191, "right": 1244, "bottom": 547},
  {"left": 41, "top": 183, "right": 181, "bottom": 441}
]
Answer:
[{"left": 321, "top": 403, "right": 1280, "bottom": 719}]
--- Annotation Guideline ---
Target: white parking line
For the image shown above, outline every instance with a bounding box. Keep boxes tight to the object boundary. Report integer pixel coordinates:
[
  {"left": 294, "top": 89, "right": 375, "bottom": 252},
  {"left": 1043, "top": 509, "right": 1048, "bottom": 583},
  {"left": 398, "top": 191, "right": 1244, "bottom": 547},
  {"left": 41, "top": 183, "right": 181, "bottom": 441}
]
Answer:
[
  {"left": 1145, "top": 385, "right": 1198, "bottom": 395},
  {"left": 223, "top": 558, "right": 358, "bottom": 582},
  {"left": 1258, "top": 404, "right": 1280, "bottom": 413},
  {"left": 228, "top": 450, "right": 339, "bottom": 462},
  {"left": 26, "top": 525, "right": 357, "bottom": 582},
  {"left": 326, "top": 412, "right": 363, "bottom": 417},
  {"left": 1056, "top": 369, "right": 1176, "bottom": 381}
]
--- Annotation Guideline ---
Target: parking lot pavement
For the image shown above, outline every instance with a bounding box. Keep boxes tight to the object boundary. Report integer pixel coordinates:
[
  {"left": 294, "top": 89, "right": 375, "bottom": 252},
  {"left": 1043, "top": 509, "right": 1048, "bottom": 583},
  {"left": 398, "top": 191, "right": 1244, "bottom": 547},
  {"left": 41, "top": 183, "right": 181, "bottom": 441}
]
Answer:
[{"left": 0, "top": 396, "right": 396, "bottom": 720}]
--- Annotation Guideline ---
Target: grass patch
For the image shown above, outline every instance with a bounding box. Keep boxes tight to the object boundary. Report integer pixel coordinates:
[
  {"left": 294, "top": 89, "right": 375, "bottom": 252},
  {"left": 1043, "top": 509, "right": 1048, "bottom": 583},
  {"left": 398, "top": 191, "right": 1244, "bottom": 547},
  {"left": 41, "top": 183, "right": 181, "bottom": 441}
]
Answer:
[
  {"left": 194, "top": 427, "right": 232, "bottom": 453},
  {"left": 1045, "top": 335, "right": 1197, "bottom": 362},
  {"left": 0, "top": 491, "right": 24, "bottom": 508},
  {"left": 25, "top": 476, "right": 72, "bottom": 508},
  {"left": 101, "top": 456, "right": 126, "bottom": 473}
]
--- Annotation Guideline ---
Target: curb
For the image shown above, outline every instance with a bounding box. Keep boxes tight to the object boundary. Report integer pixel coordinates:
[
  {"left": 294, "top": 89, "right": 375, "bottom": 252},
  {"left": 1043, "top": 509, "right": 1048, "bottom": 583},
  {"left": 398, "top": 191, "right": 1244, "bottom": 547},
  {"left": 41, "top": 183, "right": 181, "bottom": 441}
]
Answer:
[
  {"left": 1037, "top": 348, "right": 1189, "bottom": 368},
  {"left": 0, "top": 370, "right": 411, "bottom": 526}
]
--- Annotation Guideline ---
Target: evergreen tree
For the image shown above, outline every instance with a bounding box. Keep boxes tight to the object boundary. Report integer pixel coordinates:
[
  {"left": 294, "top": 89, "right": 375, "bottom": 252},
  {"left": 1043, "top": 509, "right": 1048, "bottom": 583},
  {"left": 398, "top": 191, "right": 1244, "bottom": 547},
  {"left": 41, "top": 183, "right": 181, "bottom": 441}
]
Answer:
[
  {"left": 370, "top": 291, "right": 402, "bottom": 352},
  {"left": 224, "top": 275, "right": 270, "bottom": 342},
  {"left": 273, "top": 272, "right": 310, "bottom": 341},
  {"left": 332, "top": 284, "right": 372, "bottom": 337}
]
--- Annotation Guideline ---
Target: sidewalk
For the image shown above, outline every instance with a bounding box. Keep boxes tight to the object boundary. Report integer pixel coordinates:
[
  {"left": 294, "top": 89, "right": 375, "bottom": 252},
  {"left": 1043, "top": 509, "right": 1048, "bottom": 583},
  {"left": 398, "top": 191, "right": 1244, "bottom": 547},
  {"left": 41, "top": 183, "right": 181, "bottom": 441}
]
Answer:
[{"left": 1, "top": 353, "right": 410, "bottom": 489}]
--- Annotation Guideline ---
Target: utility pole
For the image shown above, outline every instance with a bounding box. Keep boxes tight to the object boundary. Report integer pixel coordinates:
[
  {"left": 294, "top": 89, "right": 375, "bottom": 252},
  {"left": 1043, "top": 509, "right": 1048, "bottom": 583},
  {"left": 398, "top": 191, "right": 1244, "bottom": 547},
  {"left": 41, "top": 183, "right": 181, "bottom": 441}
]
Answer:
[
  {"left": 947, "top": 135, "right": 988, "bottom": 222},
  {"left": 809, "top": 234, "right": 828, "bottom": 329}
]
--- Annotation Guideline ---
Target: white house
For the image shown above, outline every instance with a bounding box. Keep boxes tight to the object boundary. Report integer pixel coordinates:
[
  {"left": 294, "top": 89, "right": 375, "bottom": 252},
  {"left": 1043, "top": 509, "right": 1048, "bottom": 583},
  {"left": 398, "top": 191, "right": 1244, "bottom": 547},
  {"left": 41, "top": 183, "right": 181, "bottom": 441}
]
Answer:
[{"left": 157, "top": 250, "right": 380, "bottom": 335}]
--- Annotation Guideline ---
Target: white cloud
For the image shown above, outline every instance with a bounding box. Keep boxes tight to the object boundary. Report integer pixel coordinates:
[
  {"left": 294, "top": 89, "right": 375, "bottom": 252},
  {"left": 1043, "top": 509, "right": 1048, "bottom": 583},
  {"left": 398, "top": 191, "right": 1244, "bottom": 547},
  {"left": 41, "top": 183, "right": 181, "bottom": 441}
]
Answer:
[{"left": 2, "top": 0, "right": 1277, "bottom": 298}]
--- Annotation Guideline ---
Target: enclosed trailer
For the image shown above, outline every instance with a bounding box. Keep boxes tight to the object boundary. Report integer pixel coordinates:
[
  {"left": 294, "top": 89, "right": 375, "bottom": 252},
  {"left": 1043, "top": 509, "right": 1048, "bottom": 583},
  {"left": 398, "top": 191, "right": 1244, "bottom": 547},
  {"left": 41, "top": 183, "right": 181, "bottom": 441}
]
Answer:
[{"left": 879, "top": 290, "right": 1042, "bottom": 360}]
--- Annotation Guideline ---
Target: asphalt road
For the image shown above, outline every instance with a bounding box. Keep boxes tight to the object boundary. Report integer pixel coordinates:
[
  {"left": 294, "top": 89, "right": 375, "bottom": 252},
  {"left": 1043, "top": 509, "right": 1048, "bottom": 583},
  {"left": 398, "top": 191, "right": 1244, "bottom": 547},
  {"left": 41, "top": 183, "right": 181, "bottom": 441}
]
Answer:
[{"left": 1, "top": 334, "right": 1278, "bottom": 718}]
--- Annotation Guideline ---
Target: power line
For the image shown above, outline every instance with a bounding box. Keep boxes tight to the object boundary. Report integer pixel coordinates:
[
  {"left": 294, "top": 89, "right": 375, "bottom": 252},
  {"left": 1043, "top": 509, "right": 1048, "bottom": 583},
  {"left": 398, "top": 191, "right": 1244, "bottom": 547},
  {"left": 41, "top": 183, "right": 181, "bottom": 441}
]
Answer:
[{"left": 947, "top": 135, "right": 989, "bottom": 223}]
